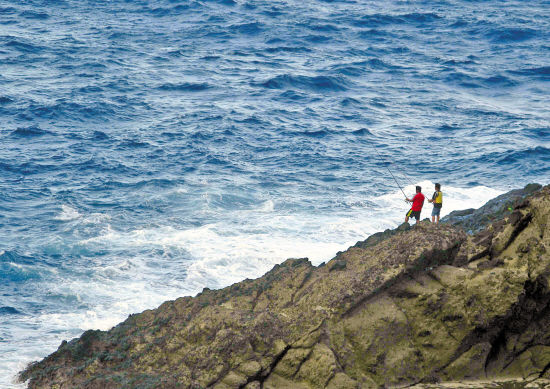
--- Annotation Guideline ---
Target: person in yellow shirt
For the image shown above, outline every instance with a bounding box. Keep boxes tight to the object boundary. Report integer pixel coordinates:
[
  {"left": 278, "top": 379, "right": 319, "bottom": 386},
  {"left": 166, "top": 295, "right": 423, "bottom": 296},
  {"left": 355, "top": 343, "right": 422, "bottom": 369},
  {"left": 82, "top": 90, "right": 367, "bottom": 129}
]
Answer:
[{"left": 428, "top": 183, "right": 443, "bottom": 224}]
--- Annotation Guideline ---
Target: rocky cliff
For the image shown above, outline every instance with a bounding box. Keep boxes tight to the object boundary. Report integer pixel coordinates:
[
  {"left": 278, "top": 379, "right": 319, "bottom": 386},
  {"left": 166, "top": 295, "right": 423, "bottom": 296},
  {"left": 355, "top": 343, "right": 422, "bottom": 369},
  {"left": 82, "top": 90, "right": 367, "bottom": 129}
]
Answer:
[{"left": 20, "top": 184, "right": 550, "bottom": 389}]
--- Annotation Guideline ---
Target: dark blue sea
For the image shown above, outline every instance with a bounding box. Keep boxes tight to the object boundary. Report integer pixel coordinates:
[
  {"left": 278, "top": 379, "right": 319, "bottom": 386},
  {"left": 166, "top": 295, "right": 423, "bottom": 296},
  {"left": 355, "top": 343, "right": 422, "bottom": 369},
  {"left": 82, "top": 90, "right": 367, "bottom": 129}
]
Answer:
[{"left": 1, "top": 0, "right": 549, "bottom": 385}]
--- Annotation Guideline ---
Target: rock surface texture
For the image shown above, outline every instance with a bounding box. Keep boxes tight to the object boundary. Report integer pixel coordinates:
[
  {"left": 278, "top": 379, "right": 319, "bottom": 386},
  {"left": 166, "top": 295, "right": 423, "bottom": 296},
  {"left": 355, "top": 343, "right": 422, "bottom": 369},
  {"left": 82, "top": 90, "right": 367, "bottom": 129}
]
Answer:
[{"left": 20, "top": 184, "right": 550, "bottom": 389}]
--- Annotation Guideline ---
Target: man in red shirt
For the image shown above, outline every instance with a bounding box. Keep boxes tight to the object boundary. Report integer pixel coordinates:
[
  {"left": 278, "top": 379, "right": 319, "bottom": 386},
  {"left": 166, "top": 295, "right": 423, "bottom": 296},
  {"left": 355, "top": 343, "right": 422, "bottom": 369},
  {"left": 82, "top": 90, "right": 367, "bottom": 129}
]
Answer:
[{"left": 405, "top": 186, "right": 425, "bottom": 224}]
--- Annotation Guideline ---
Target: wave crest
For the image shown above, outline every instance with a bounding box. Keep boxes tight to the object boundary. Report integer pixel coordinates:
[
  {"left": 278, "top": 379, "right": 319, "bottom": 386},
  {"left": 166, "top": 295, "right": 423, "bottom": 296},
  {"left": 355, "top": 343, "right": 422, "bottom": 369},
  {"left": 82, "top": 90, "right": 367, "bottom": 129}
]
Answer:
[
  {"left": 158, "top": 82, "right": 212, "bottom": 92},
  {"left": 258, "top": 74, "right": 350, "bottom": 92}
]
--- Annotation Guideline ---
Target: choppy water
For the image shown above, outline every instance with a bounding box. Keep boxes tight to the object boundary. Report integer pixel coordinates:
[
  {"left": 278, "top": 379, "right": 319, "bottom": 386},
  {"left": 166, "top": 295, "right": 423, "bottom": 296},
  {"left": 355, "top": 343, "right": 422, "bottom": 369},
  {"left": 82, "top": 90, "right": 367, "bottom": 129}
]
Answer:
[{"left": 1, "top": 0, "right": 549, "bottom": 386}]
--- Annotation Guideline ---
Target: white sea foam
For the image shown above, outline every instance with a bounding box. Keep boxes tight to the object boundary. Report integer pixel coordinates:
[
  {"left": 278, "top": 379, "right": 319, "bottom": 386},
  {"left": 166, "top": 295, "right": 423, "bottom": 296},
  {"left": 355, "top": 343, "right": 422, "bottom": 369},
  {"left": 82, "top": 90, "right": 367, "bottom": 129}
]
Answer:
[
  {"left": 38, "top": 311, "right": 124, "bottom": 333},
  {"left": 260, "top": 199, "right": 275, "bottom": 212},
  {"left": 54, "top": 205, "right": 81, "bottom": 221},
  {"left": 78, "top": 181, "right": 504, "bottom": 294},
  {"left": 81, "top": 212, "right": 111, "bottom": 224},
  {"left": 1, "top": 361, "right": 28, "bottom": 389}
]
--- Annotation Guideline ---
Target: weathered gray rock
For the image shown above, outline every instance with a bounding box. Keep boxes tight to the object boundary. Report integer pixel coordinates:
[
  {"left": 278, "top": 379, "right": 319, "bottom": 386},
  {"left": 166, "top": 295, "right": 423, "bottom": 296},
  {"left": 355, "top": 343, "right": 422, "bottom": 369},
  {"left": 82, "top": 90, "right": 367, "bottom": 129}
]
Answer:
[{"left": 441, "top": 183, "right": 542, "bottom": 234}]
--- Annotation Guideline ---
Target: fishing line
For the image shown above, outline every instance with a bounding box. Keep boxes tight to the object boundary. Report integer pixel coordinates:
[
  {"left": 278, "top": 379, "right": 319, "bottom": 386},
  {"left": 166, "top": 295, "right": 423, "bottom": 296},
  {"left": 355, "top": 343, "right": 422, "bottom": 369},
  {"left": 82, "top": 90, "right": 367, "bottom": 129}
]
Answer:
[
  {"left": 400, "top": 171, "right": 416, "bottom": 187},
  {"left": 369, "top": 139, "right": 408, "bottom": 199}
]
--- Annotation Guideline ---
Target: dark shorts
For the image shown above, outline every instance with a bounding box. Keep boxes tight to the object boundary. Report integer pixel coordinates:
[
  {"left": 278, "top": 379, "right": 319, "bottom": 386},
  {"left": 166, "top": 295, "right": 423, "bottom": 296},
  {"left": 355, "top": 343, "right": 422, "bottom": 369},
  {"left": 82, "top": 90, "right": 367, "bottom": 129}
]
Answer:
[
  {"left": 431, "top": 207, "right": 441, "bottom": 217},
  {"left": 406, "top": 209, "right": 421, "bottom": 220}
]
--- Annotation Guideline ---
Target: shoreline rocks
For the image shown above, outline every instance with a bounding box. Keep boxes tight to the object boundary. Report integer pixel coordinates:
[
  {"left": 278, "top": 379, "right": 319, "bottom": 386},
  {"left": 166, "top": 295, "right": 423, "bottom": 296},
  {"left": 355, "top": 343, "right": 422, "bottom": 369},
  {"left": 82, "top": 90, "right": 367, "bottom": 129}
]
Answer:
[
  {"left": 441, "top": 183, "right": 542, "bottom": 234},
  {"left": 20, "top": 184, "right": 549, "bottom": 389}
]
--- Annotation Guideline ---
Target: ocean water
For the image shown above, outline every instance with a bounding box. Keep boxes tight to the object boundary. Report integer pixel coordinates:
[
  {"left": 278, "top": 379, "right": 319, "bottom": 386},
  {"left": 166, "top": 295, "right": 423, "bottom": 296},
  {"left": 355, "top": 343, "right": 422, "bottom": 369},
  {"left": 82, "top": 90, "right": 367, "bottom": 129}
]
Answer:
[{"left": 1, "top": 0, "right": 549, "bottom": 386}]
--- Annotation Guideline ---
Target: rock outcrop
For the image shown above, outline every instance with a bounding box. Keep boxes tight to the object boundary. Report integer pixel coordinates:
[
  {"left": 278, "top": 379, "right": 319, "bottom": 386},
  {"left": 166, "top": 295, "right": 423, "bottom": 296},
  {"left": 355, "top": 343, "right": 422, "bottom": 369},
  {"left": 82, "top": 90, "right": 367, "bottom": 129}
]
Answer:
[
  {"left": 20, "top": 184, "right": 550, "bottom": 389},
  {"left": 441, "top": 183, "right": 542, "bottom": 233}
]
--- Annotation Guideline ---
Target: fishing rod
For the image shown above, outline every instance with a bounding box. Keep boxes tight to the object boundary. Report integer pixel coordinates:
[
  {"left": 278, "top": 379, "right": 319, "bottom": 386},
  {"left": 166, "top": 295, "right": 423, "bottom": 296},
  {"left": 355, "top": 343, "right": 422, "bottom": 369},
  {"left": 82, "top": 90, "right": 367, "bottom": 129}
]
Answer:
[{"left": 369, "top": 140, "right": 408, "bottom": 200}]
